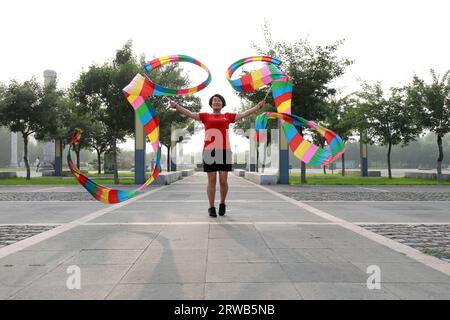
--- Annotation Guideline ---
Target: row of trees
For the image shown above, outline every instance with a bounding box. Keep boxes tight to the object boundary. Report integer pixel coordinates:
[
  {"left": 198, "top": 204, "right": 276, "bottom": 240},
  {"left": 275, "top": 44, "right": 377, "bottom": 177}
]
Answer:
[
  {"left": 0, "top": 41, "right": 201, "bottom": 182},
  {"left": 1, "top": 33, "right": 449, "bottom": 183},
  {"left": 235, "top": 23, "right": 450, "bottom": 182}
]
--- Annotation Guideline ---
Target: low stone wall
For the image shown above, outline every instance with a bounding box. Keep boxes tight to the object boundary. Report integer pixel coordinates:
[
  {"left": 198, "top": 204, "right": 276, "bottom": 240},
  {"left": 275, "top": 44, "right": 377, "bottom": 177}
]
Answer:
[
  {"left": 405, "top": 172, "right": 450, "bottom": 181},
  {"left": 244, "top": 172, "right": 277, "bottom": 185},
  {"left": 181, "top": 169, "right": 195, "bottom": 177},
  {"left": 233, "top": 169, "right": 245, "bottom": 177},
  {"left": 0, "top": 172, "right": 17, "bottom": 179},
  {"left": 154, "top": 171, "right": 182, "bottom": 185},
  {"left": 367, "top": 171, "right": 381, "bottom": 177}
]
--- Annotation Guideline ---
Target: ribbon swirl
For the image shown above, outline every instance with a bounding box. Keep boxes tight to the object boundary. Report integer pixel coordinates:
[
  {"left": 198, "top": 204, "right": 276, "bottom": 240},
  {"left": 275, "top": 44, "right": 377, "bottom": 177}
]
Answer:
[
  {"left": 68, "top": 55, "right": 211, "bottom": 203},
  {"left": 226, "top": 56, "right": 346, "bottom": 165}
]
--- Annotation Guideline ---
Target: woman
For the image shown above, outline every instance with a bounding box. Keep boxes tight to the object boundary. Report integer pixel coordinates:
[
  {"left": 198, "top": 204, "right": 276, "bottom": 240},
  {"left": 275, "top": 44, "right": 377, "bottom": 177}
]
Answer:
[{"left": 169, "top": 94, "right": 265, "bottom": 217}]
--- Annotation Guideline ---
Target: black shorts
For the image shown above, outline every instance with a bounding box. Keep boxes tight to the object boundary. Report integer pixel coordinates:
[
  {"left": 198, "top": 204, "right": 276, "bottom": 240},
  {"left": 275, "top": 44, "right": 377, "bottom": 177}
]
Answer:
[{"left": 203, "top": 149, "right": 233, "bottom": 172}]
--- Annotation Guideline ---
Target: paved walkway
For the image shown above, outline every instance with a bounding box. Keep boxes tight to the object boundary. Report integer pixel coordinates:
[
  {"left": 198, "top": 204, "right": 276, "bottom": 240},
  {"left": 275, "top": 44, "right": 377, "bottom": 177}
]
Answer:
[{"left": 0, "top": 173, "right": 450, "bottom": 299}]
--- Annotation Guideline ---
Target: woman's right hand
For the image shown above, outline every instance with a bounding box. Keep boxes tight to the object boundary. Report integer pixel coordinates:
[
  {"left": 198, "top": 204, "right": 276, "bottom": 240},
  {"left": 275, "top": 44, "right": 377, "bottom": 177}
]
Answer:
[{"left": 169, "top": 100, "right": 179, "bottom": 110}]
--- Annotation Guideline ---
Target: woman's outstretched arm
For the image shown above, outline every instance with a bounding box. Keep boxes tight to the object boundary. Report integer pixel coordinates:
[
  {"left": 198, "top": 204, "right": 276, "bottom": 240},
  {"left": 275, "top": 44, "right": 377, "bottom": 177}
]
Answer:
[
  {"left": 169, "top": 100, "right": 201, "bottom": 121},
  {"left": 235, "top": 100, "right": 265, "bottom": 122}
]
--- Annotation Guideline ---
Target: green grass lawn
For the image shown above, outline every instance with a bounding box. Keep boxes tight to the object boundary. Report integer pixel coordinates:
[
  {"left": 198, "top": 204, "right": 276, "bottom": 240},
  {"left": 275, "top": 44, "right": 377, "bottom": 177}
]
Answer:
[
  {"left": 85, "top": 172, "right": 135, "bottom": 178},
  {"left": 421, "top": 248, "right": 450, "bottom": 259},
  {"left": 289, "top": 173, "right": 450, "bottom": 185},
  {"left": 0, "top": 177, "right": 138, "bottom": 185},
  {"left": 1, "top": 172, "right": 449, "bottom": 186}
]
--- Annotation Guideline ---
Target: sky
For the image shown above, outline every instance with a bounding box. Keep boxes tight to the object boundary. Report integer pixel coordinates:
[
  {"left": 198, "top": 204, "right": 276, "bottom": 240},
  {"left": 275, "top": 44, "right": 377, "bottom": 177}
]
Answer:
[{"left": 1, "top": 0, "right": 449, "bottom": 153}]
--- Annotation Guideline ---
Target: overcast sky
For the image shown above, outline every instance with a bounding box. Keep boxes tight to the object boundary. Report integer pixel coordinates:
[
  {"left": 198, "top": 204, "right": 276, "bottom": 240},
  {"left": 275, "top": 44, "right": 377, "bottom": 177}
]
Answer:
[{"left": 1, "top": 0, "right": 449, "bottom": 153}]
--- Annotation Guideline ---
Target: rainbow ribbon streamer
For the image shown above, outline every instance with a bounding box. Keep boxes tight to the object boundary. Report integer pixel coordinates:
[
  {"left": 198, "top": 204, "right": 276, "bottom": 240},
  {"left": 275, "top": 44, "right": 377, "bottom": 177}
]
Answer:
[
  {"left": 68, "top": 55, "right": 211, "bottom": 204},
  {"left": 226, "top": 56, "right": 346, "bottom": 165}
]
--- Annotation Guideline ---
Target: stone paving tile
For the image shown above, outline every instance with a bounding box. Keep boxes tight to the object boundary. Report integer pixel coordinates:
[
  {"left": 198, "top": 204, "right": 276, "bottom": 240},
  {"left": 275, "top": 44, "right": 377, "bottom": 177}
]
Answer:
[
  {"left": 139, "top": 248, "right": 207, "bottom": 264},
  {"left": 293, "top": 282, "right": 399, "bottom": 300},
  {"left": 207, "top": 247, "right": 276, "bottom": 263},
  {"left": 11, "top": 284, "right": 116, "bottom": 300},
  {"left": 0, "top": 250, "right": 76, "bottom": 267},
  {"left": 121, "top": 260, "right": 207, "bottom": 284},
  {"left": 382, "top": 282, "right": 450, "bottom": 300},
  {"left": 351, "top": 262, "right": 450, "bottom": 283},
  {"left": 281, "top": 191, "right": 450, "bottom": 201},
  {"left": 0, "top": 192, "right": 96, "bottom": 201},
  {"left": 22, "top": 264, "right": 131, "bottom": 287},
  {"left": 271, "top": 248, "right": 349, "bottom": 264},
  {"left": 209, "top": 224, "right": 260, "bottom": 239},
  {"left": 0, "top": 186, "right": 160, "bottom": 201},
  {"left": 360, "top": 224, "right": 450, "bottom": 263},
  {"left": 281, "top": 263, "right": 368, "bottom": 283},
  {"left": 0, "top": 225, "right": 57, "bottom": 248},
  {"left": 206, "top": 262, "right": 290, "bottom": 283},
  {"left": 205, "top": 282, "right": 302, "bottom": 300},
  {"left": 0, "top": 265, "right": 54, "bottom": 287},
  {"left": 107, "top": 283, "right": 205, "bottom": 300},
  {"left": 0, "top": 286, "right": 23, "bottom": 300},
  {"left": 63, "top": 249, "right": 143, "bottom": 265}
]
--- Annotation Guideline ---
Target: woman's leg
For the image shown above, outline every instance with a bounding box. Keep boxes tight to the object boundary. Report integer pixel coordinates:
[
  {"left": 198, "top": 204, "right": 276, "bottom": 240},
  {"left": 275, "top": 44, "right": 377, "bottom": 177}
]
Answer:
[
  {"left": 207, "top": 172, "right": 217, "bottom": 208},
  {"left": 218, "top": 171, "right": 229, "bottom": 204}
]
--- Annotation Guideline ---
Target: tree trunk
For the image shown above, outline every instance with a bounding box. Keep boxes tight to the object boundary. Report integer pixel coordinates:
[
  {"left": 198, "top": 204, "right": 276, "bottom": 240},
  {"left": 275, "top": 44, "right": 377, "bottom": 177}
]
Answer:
[
  {"left": 300, "top": 127, "right": 306, "bottom": 184},
  {"left": 256, "top": 145, "right": 259, "bottom": 172},
  {"left": 341, "top": 152, "right": 346, "bottom": 176},
  {"left": 262, "top": 142, "right": 267, "bottom": 173},
  {"left": 97, "top": 150, "right": 102, "bottom": 175},
  {"left": 167, "top": 145, "right": 171, "bottom": 172},
  {"left": 112, "top": 138, "right": 119, "bottom": 184},
  {"left": 301, "top": 161, "right": 307, "bottom": 184},
  {"left": 437, "top": 134, "right": 444, "bottom": 182},
  {"left": 387, "top": 141, "right": 392, "bottom": 179},
  {"left": 23, "top": 133, "right": 30, "bottom": 180},
  {"left": 75, "top": 145, "right": 81, "bottom": 170}
]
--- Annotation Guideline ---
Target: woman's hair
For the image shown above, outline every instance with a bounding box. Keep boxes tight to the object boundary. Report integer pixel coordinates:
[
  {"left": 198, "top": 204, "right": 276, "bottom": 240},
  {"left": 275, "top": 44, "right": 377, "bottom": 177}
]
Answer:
[{"left": 209, "top": 94, "right": 226, "bottom": 108}]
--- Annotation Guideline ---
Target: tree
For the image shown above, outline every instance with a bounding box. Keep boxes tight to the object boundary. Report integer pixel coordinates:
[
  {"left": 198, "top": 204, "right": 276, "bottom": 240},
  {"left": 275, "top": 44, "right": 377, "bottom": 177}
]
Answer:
[
  {"left": 71, "top": 41, "right": 139, "bottom": 184},
  {"left": 355, "top": 82, "right": 422, "bottom": 178},
  {"left": 322, "top": 96, "right": 356, "bottom": 176},
  {"left": 406, "top": 70, "right": 450, "bottom": 181},
  {"left": 87, "top": 121, "right": 110, "bottom": 174},
  {"left": 144, "top": 62, "right": 201, "bottom": 172},
  {"left": 0, "top": 78, "right": 50, "bottom": 179},
  {"left": 247, "top": 21, "right": 353, "bottom": 183},
  {"left": 234, "top": 100, "right": 273, "bottom": 172}
]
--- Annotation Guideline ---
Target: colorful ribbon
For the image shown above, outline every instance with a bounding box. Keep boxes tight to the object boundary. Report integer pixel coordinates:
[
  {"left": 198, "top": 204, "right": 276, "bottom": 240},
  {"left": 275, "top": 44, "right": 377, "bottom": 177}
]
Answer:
[
  {"left": 68, "top": 55, "right": 211, "bottom": 204},
  {"left": 226, "top": 56, "right": 346, "bottom": 166}
]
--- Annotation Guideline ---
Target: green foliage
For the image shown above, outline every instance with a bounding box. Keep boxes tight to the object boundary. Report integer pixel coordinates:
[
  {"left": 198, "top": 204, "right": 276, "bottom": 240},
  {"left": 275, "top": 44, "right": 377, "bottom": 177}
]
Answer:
[
  {"left": 138, "top": 56, "right": 201, "bottom": 171},
  {"left": 352, "top": 82, "right": 422, "bottom": 178},
  {"left": 243, "top": 22, "right": 353, "bottom": 181},
  {"left": 0, "top": 78, "right": 55, "bottom": 179},
  {"left": 355, "top": 83, "right": 422, "bottom": 147},
  {"left": 70, "top": 41, "right": 141, "bottom": 182},
  {"left": 406, "top": 69, "right": 450, "bottom": 178},
  {"left": 250, "top": 23, "right": 353, "bottom": 121},
  {"left": 0, "top": 78, "right": 47, "bottom": 135},
  {"left": 407, "top": 70, "right": 450, "bottom": 137}
]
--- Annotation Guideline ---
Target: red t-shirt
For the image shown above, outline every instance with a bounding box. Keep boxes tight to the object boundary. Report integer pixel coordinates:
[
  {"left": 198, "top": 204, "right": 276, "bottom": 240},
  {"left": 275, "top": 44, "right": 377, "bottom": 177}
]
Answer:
[{"left": 199, "top": 112, "right": 237, "bottom": 150}]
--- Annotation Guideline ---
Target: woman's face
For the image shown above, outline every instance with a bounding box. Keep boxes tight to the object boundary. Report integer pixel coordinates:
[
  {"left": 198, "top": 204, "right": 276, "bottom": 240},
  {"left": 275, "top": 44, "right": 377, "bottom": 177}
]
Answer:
[{"left": 211, "top": 96, "right": 223, "bottom": 111}]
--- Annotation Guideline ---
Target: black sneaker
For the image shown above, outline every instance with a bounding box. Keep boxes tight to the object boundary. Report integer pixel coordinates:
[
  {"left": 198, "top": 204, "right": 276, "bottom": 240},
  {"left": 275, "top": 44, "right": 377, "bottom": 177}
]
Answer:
[
  {"left": 208, "top": 207, "right": 217, "bottom": 218},
  {"left": 218, "top": 203, "right": 226, "bottom": 216}
]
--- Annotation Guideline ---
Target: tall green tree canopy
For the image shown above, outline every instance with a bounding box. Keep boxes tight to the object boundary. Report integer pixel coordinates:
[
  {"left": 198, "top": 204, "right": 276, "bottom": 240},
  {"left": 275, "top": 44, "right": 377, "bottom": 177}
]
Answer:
[
  {"left": 70, "top": 41, "right": 140, "bottom": 183},
  {"left": 354, "top": 82, "right": 422, "bottom": 178},
  {"left": 142, "top": 60, "right": 201, "bottom": 171},
  {"left": 0, "top": 78, "right": 51, "bottom": 179},
  {"left": 406, "top": 69, "right": 450, "bottom": 180},
  {"left": 239, "top": 23, "right": 353, "bottom": 182}
]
